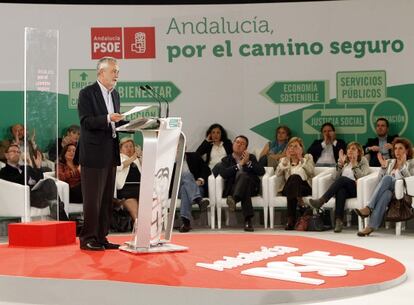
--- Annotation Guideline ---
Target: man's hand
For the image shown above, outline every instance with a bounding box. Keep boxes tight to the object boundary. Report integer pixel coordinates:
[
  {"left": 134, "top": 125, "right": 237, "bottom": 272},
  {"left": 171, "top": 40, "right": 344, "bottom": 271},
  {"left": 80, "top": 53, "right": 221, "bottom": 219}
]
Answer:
[
  {"left": 110, "top": 113, "right": 124, "bottom": 122},
  {"left": 369, "top": 145, "right": 380, "bottom": 152},
  {"left": 384, "top": 143, "right": 393, "bottom": 151},
  {"left": 240, "top": 150, "right": 250, "bottom": 166}
]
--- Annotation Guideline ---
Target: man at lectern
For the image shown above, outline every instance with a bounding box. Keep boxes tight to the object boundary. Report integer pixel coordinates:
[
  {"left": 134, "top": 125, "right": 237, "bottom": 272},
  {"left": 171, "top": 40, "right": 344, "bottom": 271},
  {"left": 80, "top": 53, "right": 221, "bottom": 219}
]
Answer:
[{"left": 77, "top": 57, "right": 126, "bottom": 251}]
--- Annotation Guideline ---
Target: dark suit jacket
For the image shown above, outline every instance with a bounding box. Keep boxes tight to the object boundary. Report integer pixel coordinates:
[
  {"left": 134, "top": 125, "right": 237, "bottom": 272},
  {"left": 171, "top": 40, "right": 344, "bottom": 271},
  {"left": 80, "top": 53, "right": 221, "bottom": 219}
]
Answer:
[
  {"left": 0, "top": 163, "right": 43, "bottom": 188},
  {"left": 364, "top": 135, "right": 398, "bottom": 167},
  {"left": 307, "top": 139, "right": 347, "bottom": 164},
  {"left": 196, "top": 139, "right": 233, "bottom": 166},
  {"left": 217, "top": 154, "right": 265, "bottom": 197},
  {"left": 185, "top": 152, "right": 211, "bottom": 193},
  {"left": 77, "top": 82, "right": 124, "bottom": 168}
]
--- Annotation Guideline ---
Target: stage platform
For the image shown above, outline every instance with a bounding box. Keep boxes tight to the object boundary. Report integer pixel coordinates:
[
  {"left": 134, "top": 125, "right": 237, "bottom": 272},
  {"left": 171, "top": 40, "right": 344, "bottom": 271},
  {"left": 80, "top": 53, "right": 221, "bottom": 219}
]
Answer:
[{"left": 0, "top": 233, "right": 407, "bottom": 305}]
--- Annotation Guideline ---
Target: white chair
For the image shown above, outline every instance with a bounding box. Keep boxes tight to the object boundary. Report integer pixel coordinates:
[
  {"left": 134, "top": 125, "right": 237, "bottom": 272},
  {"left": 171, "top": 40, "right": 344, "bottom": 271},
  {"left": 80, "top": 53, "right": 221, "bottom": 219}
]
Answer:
[
  {"left": 215, "top": 167, "right": 274, "bottom": 229},
  {"left": 392, "top": 175, "right": 414, "bottom": 235},
  {"left": 163, "top": 174, "right": 216, "bottom": 229},
  {"left": 268, "top": 167, "right": 333, "bottom": 229},
  {"left": 43, "top": 171, "right": 83, "bottom": 217},
  {"left": 0, "top": 178, "right": 50, "bottom": 222},
  {"left": 313, "top": 167, "right": 380, "bottom": 231}
]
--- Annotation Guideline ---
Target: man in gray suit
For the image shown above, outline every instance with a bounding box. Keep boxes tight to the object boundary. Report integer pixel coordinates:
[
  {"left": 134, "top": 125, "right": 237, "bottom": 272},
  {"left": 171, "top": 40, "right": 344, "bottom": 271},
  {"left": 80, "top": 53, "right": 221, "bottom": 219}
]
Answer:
[{"left": 77, "top": 57, "right": 125, "bottom": 251}]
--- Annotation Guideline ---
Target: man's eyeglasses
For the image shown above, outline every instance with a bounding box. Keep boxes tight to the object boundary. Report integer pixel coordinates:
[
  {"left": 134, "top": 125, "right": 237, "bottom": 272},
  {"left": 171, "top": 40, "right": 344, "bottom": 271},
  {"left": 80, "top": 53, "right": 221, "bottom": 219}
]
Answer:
[{"left": 7, "top": 149, "right": 21, "bottom": 154}]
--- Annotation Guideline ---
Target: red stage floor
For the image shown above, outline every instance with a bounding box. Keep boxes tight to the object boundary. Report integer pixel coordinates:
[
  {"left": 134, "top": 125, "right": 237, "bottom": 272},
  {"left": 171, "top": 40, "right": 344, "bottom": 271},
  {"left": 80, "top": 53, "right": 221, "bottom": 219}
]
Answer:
[{"left": 0, "top": 234, "right": 405, "bottom": 291}]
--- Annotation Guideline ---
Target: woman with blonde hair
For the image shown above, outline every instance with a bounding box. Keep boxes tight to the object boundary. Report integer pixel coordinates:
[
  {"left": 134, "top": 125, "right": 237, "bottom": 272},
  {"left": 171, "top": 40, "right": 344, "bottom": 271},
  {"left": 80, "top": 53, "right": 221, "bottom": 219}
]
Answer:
[
  {"left": 355, "top": 137, "right": 414, "bottom": 236},
  {"left": 276, "top": 137, "right": 315, "bottom": 230},
  {"left": 115, "top": 137, "right": 142, "bottom": 223},
  {"left": 309, "top": 142, "right": 370, "bottom": 232}
]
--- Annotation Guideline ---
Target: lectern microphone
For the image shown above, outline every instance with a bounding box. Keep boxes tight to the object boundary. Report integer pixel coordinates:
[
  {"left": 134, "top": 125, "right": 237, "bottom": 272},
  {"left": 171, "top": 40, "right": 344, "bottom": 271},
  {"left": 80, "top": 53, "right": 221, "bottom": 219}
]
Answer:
[
  {"left": 145, "top": 85, "right": 170, "bottom": 118},
  {"left": 140, "top": 85, "right": 162, "bottom": 118}
]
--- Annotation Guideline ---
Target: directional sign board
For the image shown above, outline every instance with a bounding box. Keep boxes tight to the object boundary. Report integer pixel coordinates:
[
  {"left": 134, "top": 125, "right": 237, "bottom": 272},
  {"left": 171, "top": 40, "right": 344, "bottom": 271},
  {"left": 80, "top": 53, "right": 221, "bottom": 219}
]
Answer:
[
  {"left": 262, "top": 81, "right": 329, "bottom": 104},
  {"left": 68, "top": 69, "right": 96, "bottom": 109},
  {"left": 303, "top": 108, "right": 367, "bottom": 134},
  {"left": 117, "top": 81, "right": 181, "bottom": 103},
  {"left": 336, "top": 71, "right": 386, "bottom": 104}
]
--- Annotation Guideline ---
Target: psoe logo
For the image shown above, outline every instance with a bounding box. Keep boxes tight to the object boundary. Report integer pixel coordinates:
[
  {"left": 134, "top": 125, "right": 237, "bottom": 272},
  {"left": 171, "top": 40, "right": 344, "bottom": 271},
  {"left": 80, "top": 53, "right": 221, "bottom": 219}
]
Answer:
[{"left": 90, "top": 27, "right": 156, "bottom": 59}]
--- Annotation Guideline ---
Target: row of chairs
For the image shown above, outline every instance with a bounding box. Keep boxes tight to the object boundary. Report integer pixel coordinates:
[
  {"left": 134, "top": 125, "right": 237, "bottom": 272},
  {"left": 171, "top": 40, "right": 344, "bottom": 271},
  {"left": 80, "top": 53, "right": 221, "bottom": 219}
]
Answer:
[{"left": 166, "top": 166, "right": 414, "bottom": 235}]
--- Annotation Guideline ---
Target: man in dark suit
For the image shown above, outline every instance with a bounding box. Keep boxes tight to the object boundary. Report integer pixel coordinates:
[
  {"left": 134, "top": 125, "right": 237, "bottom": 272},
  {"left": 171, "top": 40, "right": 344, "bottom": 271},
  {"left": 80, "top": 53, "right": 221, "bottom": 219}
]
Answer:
[
  {"left": 77, "top": 57, "right": 125, "bottom": 251},
  {"left": 364, "top": 117, "right": 398, "bottom": 167},
  {"left": 178, "top": 152, "right": 211, "bottom": 232},
  {"left": 217, "top": 135, "right": 265, "bottom": 232},
  {"left": 0, "top": 144, "right": 68, "bottom": 220},
  {"left": 307, "top": 122, "right": 346, "bottom": 167}
]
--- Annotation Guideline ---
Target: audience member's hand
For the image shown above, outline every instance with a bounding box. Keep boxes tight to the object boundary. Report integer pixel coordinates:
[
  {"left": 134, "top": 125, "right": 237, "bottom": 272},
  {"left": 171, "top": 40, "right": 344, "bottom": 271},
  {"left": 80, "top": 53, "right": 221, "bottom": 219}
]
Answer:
[
  {"left": 378, "top": 153, "right": 387, "bottom": 168},
  {"left": 34, "top": 150, "right": 43, "bottom": 169},
  {"left": 338, "top": 149, "right": 346, "bottom": 167},
  {"left": 30, "top": 129, "right": 36, "bottom": 144},
  {"left": 384, "top": 143, "right": 393, "bottom": 150},
  {"left": 78, "top": 165, "right": 81, "bottom": 173},
  {"left": 370, "top": 145, "right": 380, "bottom": 152},
  {"left": 110, "top": 113, "right": 124, "bottom": 122},
  {"left": 240, "top": 150, "right": 249, "bottom": 166}
]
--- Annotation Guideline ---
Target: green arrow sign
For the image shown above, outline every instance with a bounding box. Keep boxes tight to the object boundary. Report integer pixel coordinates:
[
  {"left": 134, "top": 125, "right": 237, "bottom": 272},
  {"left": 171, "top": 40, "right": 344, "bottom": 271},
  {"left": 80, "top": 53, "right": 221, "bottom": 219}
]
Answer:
[
  {"left": 68, "top": 69, "right": 96, "bottom": 109},
  {"left": 303, "top": 108, "right": 367, "bottom": 134},
  {"left": 116, "top": 81, "right": 181, "bottom": 103},
  {"left": 262, "top": 80, "right": 329, "bottom": 104}
]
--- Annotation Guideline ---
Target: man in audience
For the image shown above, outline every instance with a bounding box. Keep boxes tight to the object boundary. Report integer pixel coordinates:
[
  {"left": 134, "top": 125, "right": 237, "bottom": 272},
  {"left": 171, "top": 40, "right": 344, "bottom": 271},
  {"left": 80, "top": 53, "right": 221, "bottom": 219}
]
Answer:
[
  {"left": 0, "top": 144, "right": 68, "bottom": 220},
  {"left": 216, "top": 135, "right": 265, "bottom": 232},
  {"left": 178, "top": 152, "right": 211, "bottom": 233},
  {"left": 48, "top": 124, "right": 80, "bottom": 162},
  {"left": 0, "top": 123, "right": 25, "bottom": 162},
  {"left": 364, "top": 117, "right": 398, "bottom": 167},
  {"left": 307, "top": 122, "right": 346, "bottom": 167}
]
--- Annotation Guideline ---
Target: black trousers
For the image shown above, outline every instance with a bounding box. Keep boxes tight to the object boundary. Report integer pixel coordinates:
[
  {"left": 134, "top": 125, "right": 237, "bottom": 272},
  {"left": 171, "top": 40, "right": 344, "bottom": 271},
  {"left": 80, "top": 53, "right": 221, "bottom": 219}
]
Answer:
[
  {"left": 228, "top": 171, "right": 260, "bottom": 219},
  {"left": 322, "top": 176, "right": 356, "bottom": 219},
  {"left": 70, "top": 183, "right": 83, "bottom": 203},
  {"left": 30, "top": 179, "right": 68, "bottom": 220},
  {"left": 282, "top": 174, "right": 311, "bottom": 221},
  {"left": 80, "top": 166, "right": 116, "bottom": 246}
]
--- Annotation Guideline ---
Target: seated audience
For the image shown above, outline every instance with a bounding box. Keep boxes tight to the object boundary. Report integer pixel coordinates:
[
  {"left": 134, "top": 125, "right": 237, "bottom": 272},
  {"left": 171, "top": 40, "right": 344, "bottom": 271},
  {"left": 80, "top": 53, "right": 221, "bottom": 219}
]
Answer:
[
  {"left": 307, "top": 122, "right": 346, "bottom": 167},
  {"left": 216, "top": 135, "right": 265, "bottom": 232},
  {"left": 49, "top": 124, "right": 80, "bottom": 162},
  {"left": 309, "top": 142, "right": 370, "bottom": 232},
  {"left": 364, "top": 117, "right": 398, "bottom": 167},
  {"left": 355, "top": 138, "right": 414, "bottom": 236},
  {"left": 0, "top": 144, "right": 68, "bottom": 220},
  {"left": 57, "top": 143, "right": 82, "bottom": 203},
  {"left": 115, "top": 138, "right": 142, "bottom": 223},
  {"left": 276, "top": 137, "right": 315, "bottom": 230},
  {"left": 259, "top": 125, "right": 290, "bottom": 168},
  {"left": 178, "top": 151, "right": 211, "bottom": 233},
  {"left": 196, "top": 123, "right": 232, "bottom": 170}
]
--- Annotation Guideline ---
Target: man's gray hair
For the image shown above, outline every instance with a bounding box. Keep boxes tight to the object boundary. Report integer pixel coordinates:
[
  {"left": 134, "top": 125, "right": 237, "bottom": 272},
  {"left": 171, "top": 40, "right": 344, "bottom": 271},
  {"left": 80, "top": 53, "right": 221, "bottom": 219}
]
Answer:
[{"left": 96, "top": 57, "right": 117, "bottom": 75}]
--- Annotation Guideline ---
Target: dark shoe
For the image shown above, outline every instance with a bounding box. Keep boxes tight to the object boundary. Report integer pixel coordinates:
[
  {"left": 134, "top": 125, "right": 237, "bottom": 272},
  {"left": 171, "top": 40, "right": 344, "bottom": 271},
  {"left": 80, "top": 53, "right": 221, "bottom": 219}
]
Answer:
[
  {"left": 226, "top": 196, "right": 236, "bottom": 212},
  {"left": 179, "top": 223, "right": 192, "bottom": 233},
  {"left": 357, "top": 227, "right": 374, "bottom": 237},
  {"left": 102, "top": 242, "right": 120, "bottom": 250},
  {"left": 285, "top": 217, "right": 295, "bottom": 230},
  {"left": 309, "top": 198, "right": 324, "bottom": 210},
  {"left": 244, "top": 219, "right": 254, "bottom": 232},
  {"left": 354, "top": 207, "right": 371, "bottom": 219},
  {"left": 80, "top": 241, "right": 105, "bottom": 251},
  {"left": 334, "top": 218, "right": 343, "bottom": 233},
  {"left": 198, "top": 199, "right": 210, "bottom": 212}
]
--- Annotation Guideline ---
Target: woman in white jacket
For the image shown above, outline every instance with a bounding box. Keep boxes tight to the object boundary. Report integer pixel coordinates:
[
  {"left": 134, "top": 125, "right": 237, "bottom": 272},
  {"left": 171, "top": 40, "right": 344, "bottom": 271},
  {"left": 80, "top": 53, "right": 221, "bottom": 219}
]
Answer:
[
  {"left": 276, "top": 137, "right": 315, "bottom": 230},
  {"left": 116, "top": 138, "right": 142, "bottom": 222}
]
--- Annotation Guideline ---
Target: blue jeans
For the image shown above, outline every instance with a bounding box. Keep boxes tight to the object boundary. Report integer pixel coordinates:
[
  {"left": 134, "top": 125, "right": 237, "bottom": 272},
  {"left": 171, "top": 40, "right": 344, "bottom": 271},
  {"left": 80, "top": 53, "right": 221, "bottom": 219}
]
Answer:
[
  {"left": 179, "top": 171, "right": 204, "bottom": 220},
  {"left": 368, "top": 175, "right": 396, "bottom": 229}
]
